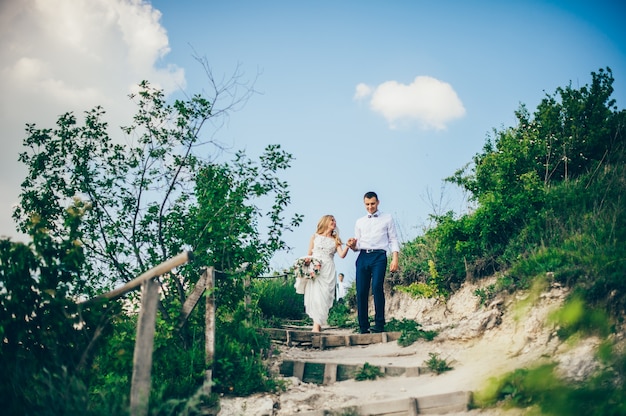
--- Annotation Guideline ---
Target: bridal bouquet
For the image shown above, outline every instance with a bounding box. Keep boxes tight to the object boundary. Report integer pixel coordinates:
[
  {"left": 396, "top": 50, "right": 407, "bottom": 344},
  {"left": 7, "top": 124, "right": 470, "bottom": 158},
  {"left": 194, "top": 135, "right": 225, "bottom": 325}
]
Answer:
[{"left": 293, "top": 256, "right": 322, "bottom": 279}]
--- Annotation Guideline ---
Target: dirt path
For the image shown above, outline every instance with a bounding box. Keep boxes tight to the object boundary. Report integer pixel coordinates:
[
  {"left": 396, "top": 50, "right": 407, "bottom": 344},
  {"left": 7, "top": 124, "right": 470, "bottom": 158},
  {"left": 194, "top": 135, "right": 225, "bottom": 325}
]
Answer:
[{"left": 218, "top": 280, "right": 576, "bottom": 415}]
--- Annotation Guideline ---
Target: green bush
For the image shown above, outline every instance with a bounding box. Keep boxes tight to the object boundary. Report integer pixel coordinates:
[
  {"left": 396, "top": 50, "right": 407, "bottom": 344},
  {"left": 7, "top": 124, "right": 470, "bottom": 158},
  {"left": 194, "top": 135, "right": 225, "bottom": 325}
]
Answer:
[
  {"left": 550, "top": 294, "right": 613, "bottom": 340},
  {"left": 343, "top": 282, "right": 357, "bottom": 311},
  {"left": 86, "top": 278, "right": 284, "bottom": 407},
  {"left": 354, "top": 362, "right": 384, "bottom": 381},
  {"left": 253, "top": 277, "right": 304, "bottom": 320},
  {"left": 398, "top": 213, "right": 472, "bottom": 290},
  {"left": 213, "top": 301, "right": 281, "bottom": 396},
  {"left": 386, "top": 318, "right": 437, "bottom": 347},
  {"left": 396, "top": 259, "right": 449, "bottom": 300},
  {"left": 328, "top": 299, "right": 354, "bottom": 328},
  {"left": 424, "top": 352, "right": 453, "bottom": 375},
  {"left": 401, "top": 68, "right": 626, "bottom": 316},
  {"left": 474, "top": 360, "right": 626, "bottom": 415},
  {"left": 474, "top": 285, "right": 496, "bottom": 307}
]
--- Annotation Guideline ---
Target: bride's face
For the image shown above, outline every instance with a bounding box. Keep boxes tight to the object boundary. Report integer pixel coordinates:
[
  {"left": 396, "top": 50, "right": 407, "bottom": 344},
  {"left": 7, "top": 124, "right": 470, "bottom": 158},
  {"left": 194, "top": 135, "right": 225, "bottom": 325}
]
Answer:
[{"left": 327, "top": 217, "right": 337, "bottom": 231}]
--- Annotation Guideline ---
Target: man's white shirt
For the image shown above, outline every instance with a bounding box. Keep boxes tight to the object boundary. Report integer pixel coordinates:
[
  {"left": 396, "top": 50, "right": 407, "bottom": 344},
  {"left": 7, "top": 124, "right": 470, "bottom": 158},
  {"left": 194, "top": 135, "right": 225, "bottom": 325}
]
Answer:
[{"left": 354, "top": 211, "right": 400, "bottom": 253}]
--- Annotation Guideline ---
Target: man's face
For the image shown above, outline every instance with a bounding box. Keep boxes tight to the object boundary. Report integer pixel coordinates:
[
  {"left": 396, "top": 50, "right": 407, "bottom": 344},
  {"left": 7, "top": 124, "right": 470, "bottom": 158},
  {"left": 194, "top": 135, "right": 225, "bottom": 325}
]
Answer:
[{"left": 364, "top": 196, "right": 379, "bottom": 215}]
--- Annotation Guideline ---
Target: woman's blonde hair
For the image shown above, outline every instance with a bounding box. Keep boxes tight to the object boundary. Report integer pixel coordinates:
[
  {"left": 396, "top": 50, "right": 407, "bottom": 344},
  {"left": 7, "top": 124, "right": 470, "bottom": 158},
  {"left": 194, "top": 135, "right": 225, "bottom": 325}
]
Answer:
[{"left": 316, "top": 215, "right": 343, "bottom": 246}]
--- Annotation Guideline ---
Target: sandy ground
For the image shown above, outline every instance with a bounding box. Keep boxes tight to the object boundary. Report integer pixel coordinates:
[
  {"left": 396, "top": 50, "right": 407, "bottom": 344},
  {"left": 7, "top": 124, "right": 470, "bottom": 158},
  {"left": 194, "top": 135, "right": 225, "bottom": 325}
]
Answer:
[
  {"left": 217, "top": 280, "right": 575, "bottom": 415},
  {"left": 265, "top": 327, "right": 549, "bottom": 415}
]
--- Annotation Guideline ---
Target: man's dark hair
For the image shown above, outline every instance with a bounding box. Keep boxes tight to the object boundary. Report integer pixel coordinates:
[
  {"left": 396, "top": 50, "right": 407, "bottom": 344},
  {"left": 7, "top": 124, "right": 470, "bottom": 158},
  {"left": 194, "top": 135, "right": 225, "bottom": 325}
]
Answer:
[{"left": 364, "top": 191, "right": 378, "bottom": 200}]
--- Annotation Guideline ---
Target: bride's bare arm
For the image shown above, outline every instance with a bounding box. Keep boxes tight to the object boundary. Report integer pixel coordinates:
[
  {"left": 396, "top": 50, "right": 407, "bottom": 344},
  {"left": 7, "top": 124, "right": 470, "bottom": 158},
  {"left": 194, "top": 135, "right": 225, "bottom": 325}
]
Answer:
[
  {"left": 337, "top": 243, "right": 349, "bottom": 258},
  {"left": 307, "top": 234, "right": 315, "bottom": 256}
]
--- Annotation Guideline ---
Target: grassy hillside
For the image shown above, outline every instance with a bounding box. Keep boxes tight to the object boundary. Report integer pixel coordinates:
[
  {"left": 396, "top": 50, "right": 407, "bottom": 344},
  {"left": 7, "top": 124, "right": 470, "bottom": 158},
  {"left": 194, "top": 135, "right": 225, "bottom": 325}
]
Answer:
[
  {"left": 395, "top": 67, "right": 626, "bottom": 415},
  {"left": 398, "top": 67, "right": 626, "bottom": 318}
]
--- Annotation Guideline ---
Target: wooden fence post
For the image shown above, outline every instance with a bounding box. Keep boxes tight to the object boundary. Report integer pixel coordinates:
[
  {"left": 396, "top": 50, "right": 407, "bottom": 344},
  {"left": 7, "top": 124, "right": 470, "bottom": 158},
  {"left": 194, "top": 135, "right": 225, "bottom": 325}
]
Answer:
[
  {"left": 129, "top": 278, "right": 160, "bottom": 416},
  {"left": 79, "top": 252, "right": 193, "bottom": 415},
  {"left": 204, "top": 267, "right": 216, "bottom": 394},
  {"left": 244, "top": 274, "right": 251, "bottom": 306},
  {"left": 177, "top": 268, "right": 210, "bottom": 329}
]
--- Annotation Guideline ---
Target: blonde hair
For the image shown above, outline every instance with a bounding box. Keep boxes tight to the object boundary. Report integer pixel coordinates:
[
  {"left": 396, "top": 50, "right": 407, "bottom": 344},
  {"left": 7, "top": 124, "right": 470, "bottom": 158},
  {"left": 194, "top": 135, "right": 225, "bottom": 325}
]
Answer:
[{"left": 316, "top": 215, "right": 343, "bottom": 246}]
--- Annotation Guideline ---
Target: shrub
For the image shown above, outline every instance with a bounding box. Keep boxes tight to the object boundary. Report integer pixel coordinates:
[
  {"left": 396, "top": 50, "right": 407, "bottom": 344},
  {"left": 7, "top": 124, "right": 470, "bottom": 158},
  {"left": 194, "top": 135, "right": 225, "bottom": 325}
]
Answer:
[
  {"left": 386, "top": 318, "right": 437, "bottom": 347},
  {"left": 253, "top": 277, "right": 305, "bottom": 320},
  {"left": 328, "top": 300, "right": 354, "bottom": 328},
  {"left": 424, "top": 353, "right": 453, "bottom": 375},
  {"left": 550, "top": 294, "right": 612, "bottom": 340},
  {"left": 354, "top": 362, "right": 384, "bottom": 381},
  {"left": 213, "top": 302, "right": 280, "bottom": 396},
  {"left": 474, "top": 359, "right": 626, "bottom": 415},
  {"left": 395, "top": 260, "right": 448, "bottom": 300}
]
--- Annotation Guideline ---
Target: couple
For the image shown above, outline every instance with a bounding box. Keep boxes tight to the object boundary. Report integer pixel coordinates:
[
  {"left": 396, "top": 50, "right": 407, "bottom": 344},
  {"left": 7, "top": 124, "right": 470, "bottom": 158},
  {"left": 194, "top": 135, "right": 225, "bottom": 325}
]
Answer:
[{"left": 303, "top": 191, "right": 400, "bottom": 334}]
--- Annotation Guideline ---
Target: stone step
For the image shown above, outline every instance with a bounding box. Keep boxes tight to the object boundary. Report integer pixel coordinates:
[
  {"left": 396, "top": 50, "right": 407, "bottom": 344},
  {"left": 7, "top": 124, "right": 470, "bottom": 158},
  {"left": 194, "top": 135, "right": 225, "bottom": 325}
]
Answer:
[
  {"left": 280, "top": 359, "right": 429, "bottom": 385},
  {"left": 262, "top": 328, "right": 402, "bottom": 349},
  {"left": 297, "top": 391, "right": 472, "bottom": 416}
]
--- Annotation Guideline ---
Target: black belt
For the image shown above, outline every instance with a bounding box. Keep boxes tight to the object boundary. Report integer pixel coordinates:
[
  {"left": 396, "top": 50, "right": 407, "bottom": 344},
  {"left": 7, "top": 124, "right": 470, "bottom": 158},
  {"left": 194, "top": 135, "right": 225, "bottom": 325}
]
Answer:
[{"left": 363, "top": 249, "right": 386, "bottom": 254}]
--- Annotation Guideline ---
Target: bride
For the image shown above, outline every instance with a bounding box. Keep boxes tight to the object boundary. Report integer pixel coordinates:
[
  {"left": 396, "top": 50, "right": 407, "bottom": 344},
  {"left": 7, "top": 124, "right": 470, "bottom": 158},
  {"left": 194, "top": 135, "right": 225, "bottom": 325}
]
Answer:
[{"left": 304, "top": 215, "right": 350, "bottom": 332}]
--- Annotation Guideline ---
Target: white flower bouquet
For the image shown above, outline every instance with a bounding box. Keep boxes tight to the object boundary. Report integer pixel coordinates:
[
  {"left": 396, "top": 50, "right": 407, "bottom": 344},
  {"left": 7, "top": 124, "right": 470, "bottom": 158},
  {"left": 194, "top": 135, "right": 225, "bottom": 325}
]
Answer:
[{"left": 293, "top": 256, "right": 322, "bottom": 279}]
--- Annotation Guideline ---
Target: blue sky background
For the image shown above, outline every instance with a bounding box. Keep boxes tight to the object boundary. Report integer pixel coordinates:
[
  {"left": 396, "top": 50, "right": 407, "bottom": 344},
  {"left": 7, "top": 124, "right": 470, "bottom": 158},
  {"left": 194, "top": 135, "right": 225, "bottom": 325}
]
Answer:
[{"left": 1, "top": 0, "right": 624, "bottom": 283}]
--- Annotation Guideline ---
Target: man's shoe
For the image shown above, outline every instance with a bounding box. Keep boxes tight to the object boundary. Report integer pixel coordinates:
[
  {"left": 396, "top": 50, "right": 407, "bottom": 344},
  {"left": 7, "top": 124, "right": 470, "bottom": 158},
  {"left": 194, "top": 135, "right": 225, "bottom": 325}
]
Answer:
[
  {"left": 370, "top": 326, "right": 385, "bottom": 333},
  {"left": 359, "top": 329, "right": 370, "bottom": 334}
]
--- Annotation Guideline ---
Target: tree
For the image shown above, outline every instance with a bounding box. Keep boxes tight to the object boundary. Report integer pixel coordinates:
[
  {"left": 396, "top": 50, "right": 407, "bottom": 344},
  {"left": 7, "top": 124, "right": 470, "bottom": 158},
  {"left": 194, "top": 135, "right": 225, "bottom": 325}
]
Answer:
[
  {"left": 418, "top": 67, "right": 626, "bottom": 282},
  {"left": 6, "top": 68, "right": 303, "bottom": 409},
  {"left": 14, "top": 75, "right": 301, "bottom": 296}
]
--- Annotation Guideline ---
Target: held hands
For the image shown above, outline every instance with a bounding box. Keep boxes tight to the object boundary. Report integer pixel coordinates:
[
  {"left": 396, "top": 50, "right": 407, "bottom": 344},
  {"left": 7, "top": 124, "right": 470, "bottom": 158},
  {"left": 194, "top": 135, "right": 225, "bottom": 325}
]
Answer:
[{"left": 346, "top": 238, "right": 357, "bottom": 251}]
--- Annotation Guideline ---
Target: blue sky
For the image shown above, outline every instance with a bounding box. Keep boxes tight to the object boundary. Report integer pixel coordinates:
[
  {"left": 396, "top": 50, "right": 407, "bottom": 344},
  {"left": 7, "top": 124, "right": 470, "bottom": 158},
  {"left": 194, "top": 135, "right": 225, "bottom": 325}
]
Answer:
[{"left": 1, "top": 0, "right": 624, "bottom": 282}]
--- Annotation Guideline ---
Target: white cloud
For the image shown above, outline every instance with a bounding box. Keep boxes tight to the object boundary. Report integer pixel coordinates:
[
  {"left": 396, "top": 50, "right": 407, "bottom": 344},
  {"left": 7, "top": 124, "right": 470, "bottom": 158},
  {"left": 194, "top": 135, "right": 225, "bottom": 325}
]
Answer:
[
  {"left": 0, "top": 0, "right": 186, "bottom": 240},
  {"left": 354, "top": 76, "right": 466, "bottom": 130},
  {"left": 353, "top": 83, "right": 372, "bottom": 100}
]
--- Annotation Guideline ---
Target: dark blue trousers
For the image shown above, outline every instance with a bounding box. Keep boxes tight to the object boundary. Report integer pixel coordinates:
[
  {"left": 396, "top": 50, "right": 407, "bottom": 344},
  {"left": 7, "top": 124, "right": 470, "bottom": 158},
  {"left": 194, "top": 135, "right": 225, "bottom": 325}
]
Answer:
[{"left": 355, "top": 250, "right": 387, "bottom": 332}]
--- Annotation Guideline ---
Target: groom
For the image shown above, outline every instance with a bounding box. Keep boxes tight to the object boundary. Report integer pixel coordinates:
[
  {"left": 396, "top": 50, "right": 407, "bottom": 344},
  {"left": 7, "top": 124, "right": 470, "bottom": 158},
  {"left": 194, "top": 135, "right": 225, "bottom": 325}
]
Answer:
[{"left": 347, "top": 191, "right": 399, "bottom": 334}]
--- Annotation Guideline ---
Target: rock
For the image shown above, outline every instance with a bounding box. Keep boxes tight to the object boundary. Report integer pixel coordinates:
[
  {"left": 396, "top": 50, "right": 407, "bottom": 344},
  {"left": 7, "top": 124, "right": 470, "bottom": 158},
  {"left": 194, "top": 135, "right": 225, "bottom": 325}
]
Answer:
[
  {"left": 217, "top": 394, "right": 276, "bottom": 416},
  {"left": 555, "top": 337, "right": 601, "bottom": 382},
  {"left": 437, "top": 307, "right": 503, "bottom": 341}
]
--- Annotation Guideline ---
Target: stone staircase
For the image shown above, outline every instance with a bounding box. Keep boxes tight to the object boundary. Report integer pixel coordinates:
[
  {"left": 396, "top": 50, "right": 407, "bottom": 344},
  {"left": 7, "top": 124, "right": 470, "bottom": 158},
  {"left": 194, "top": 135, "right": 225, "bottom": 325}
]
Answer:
[
  {"left": 263, "top": 327, "right": 403, "bottom": 349},
  {"left": 263, "top": 328, "right": 473, "bottom": 415},
  {"left": 298, "top": 391, "right": 472, "bottom": 416},
  {"left": 280, "top": 358, "right": 424, "bottom": 384}
]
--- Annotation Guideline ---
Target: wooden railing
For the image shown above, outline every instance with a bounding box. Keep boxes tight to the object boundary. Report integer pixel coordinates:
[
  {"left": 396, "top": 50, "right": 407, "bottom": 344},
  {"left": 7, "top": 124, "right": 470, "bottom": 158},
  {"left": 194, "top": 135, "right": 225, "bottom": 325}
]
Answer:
[{"left": 81, "top": 252, "right": 216, "bottom": 416}]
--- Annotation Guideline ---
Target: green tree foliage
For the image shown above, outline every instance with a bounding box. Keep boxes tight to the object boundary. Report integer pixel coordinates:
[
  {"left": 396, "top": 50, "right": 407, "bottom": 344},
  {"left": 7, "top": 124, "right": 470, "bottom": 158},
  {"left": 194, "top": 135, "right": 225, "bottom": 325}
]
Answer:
[
  {"left": 400, "top": 68, "right": 626, "bottom": 305},
  {"left": 190, "top": 145, "right": 301, "bottom": 273},
  {"left": 14, "top": 78, "right": 301, "bottom": 292},
  {"left": 3, "top": 75, "right": 303, "bottom": 412},
  {"left": 14, "top": 81, "right": 211, "bottom": 294},
  {"left": 0, "top": 202, "right": 123, "bottom": 414},
  {"left": 399, "top": 67, "right": 626, "bottom": 415}
]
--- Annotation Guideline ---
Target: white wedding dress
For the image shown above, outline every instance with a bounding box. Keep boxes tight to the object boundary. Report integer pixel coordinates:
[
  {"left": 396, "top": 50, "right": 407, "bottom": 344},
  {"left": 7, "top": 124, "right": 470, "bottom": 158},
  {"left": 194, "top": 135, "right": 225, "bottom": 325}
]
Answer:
[{"left": 304, "top": 234, "right": 337, "bottom": 326}]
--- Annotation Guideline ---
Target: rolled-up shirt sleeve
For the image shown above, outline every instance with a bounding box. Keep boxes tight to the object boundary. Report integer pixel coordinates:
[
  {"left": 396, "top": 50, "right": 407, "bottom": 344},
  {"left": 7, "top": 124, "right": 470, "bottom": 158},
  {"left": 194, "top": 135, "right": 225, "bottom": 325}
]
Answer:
[{"left": 387, "top": 216, "right": 400, "bottom": 253}]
